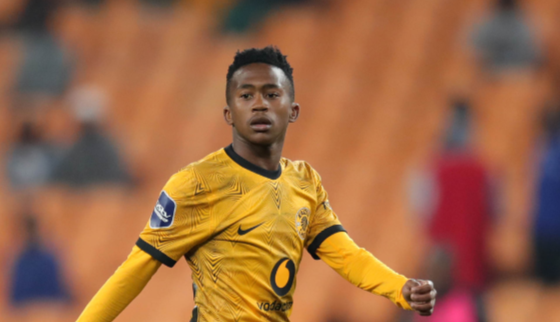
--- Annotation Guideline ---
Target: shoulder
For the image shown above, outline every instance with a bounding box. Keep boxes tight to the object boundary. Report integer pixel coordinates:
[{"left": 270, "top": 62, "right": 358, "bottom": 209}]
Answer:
[
  {"left": 282, "top": 158, "right": 322, "bottom": 185},
  {"left": 164, "top": 148, "right": 228, "bottom": 200}
]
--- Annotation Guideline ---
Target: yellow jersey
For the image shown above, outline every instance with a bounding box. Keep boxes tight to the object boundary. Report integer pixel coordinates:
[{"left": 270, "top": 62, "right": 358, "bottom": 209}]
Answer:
[{"left": 137, "top": 145, "right": 344, "bottom": 321}]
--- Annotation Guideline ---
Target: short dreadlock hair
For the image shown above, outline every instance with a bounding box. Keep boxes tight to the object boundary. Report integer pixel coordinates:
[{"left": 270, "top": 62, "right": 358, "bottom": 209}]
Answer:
[{"left": 226, "top": 46, "right": 294, "bottom": 103}]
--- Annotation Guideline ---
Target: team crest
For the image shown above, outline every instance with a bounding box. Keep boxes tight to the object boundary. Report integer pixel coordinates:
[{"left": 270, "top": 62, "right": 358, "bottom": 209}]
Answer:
[{"left": 295, "top": 207, "right": 310, "bottom": 240}]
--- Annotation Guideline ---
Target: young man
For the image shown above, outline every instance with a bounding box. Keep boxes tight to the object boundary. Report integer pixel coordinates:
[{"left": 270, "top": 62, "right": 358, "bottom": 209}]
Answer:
[{"left": 77, "top": 46, "right": 436, "bottom": 321}]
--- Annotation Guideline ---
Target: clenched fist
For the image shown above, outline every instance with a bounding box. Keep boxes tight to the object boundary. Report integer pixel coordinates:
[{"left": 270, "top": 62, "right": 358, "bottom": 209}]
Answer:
[{"left": 402, "top": 279, "right": 437, "bottom": 316}]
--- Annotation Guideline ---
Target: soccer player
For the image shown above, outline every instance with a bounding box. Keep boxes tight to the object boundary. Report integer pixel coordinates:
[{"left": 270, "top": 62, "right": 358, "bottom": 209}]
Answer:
[{"left": 77, "top": 46, "right": 437, "bottom": 321}]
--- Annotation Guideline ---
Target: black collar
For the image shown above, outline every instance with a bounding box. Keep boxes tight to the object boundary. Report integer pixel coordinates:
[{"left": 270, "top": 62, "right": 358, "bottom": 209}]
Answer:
[{"left": 224, "top": 144, "right": 282, "bottom": 180}]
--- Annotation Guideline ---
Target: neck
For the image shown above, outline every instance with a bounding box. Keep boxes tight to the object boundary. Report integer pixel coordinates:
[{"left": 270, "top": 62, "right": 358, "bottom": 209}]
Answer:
[{"left": 231, "top": 136, "right": 284, "bottom": 172}]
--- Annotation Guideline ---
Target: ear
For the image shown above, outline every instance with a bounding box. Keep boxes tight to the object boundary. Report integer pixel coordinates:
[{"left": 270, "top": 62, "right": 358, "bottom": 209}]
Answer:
[
  {"left": 289, "top": 103, "right": 300, "bottom": 123},
  {"left": 223, "top": 106, "right": 234, "bottom": 126}
]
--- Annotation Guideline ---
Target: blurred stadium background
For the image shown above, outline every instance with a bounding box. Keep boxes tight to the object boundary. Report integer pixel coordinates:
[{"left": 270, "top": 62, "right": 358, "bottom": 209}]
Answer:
[{"left": 1, "top": 0, "right": 560, "bottom": 321}]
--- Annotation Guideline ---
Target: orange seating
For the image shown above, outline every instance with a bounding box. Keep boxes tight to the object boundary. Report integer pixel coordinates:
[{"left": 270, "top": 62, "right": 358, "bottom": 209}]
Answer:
[{"left": 2, "top": 0, "right": 560, "bottom": 321}]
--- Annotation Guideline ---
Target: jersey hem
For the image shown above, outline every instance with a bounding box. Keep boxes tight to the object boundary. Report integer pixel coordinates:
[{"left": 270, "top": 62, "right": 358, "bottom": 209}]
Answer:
[
  {"left": 136, "top": 238, "right": 177, "bottom": 267},
  {"left": 307, "top": 225, "right": 347, "bottom": 260}
]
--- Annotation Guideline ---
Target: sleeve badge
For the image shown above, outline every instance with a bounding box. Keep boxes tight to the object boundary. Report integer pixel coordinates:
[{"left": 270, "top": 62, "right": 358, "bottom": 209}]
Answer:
[{"left": 149, "top": 191, "right": 177, "bottom": 229}]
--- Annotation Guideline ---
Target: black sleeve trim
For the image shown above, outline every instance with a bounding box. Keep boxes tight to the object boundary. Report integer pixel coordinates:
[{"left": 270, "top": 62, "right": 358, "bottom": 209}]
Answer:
[
  {"left": 136, "top": 238, "right": 177, "bottom": 268},
  {"left": 307, "top": 225, "right": 347, "bottom": 260}
]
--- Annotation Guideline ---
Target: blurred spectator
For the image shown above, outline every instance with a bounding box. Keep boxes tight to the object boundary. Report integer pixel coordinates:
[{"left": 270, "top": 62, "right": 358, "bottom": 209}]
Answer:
[
  {"left": 78, "top": 0, "right": 105, "bottom": 7},
  {"left": 472, "top": 0, "right": 541, "bottom": 73},
  {"left": 8, "top": 0, "right": 74, "bottom": 98},
  {"left": 533, "top": 101, "right": 560, "bottom": 286},
  {"left": 5, "top": 122, "right": 60, "bottom": 190},
  {"left": 429, "top": 100, "right": 492, "bottom": 292},
  {"left": 140, "top": 0, "right": 176, "bottom": 7},
  {"left": 223, "top": 0, "right": 310, "bottom": 33},
  {"left": 10, "top": 213, "right": 70, "bottom": 306},
  {"left": 50, "top": 86, "right": 131, "bottom": 187},
  {"left": 11, "top": 0, "right": 58, "bottom": 33},
  {"left": 408, "top": 247, "right": 487, "bottom": 322},
  {"left": 410, "top": 100, "right": 493, "bottom": 292},
  {"left": 15, "top": 33, "right": 73, "bottom": 97}
]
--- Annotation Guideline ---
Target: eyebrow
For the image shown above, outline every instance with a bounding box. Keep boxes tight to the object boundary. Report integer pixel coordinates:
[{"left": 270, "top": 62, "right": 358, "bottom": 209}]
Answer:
[{"left": 238, "top": 83, "right": 282, "bottom": 90}]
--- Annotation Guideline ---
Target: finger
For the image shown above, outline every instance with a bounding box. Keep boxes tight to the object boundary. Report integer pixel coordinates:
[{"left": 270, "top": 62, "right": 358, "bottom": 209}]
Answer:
[
  {"left": 403, "top": 279, "right": 421, "bottom": 298},
  {"left": 411, "top": 283, "right": 433, "bottom": 294},
  {"left": 411, "top": 302, "right": 434, "bottom": 312},
  {"left": 419, "top": 309, "right": 434, "bottom": 317},
  {"left": 406, "top": 279, "right": 421, "bottom": 290},
  {"left": 411, "top": 290, "right": 436, "bottom": 302},
  {"left": 412, "top": 280, "right": 435, "bottom": 294}
]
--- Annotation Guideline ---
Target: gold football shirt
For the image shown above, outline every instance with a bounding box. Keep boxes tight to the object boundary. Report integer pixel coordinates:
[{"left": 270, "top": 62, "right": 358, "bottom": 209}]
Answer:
[{"left": 136, "top": 145, "right": 345, "bottom": 321}]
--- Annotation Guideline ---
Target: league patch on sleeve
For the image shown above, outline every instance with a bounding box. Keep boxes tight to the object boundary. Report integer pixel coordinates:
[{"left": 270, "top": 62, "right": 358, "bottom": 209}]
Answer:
[{"left": 150, "top": 191, "right": 177, "bottom": 229}]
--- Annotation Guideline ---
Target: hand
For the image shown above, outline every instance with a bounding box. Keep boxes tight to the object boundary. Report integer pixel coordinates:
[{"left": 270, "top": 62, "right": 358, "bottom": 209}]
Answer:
[{"left": 402, "top": 279, "right": 436, "bottom": 316}]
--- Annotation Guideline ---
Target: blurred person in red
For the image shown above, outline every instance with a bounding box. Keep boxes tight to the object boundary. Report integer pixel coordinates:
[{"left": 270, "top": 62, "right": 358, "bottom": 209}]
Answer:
[
  {"left": 77, "top": 46, "right": 436, "bottom": 321},
  {"left": 430, "top": 100, "right": 492, "bottom": 292},
  {"left": 410, "top": 100, "right": 493, "bottom": 292}
]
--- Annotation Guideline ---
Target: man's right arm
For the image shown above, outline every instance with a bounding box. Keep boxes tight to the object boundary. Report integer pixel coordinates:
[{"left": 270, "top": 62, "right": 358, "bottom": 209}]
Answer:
[
  {"left": 77, "top": 246, "right": 161, "bottom": 322},
  {"left": 77, "top": 168, "right": 213, "bottom": 321}
]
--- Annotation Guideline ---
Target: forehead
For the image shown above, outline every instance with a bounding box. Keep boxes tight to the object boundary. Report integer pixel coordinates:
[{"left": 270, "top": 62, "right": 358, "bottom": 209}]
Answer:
[{"left": 231, "top": 63, "right": 289, "bottom": 89}]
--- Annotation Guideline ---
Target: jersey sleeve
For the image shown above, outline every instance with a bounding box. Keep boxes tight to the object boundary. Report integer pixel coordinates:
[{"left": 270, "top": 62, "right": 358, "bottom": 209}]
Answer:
[
  {"left": 77, "top": 246, "right": 161, "bottom": 321},
  {"left": 316, "top": 233, "right": 412, "bottom": 310},
  {"left": 136, "top": 168, "right": 213, "bottom": 267},
  {"left": 305, "top": 168, "right": 346, "bottom": 260}
]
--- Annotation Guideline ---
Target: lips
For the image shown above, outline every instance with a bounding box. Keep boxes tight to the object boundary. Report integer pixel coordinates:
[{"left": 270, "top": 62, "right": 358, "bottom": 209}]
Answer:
[{"left": 250, "top": 116, "right": 272, "bottom": 132}]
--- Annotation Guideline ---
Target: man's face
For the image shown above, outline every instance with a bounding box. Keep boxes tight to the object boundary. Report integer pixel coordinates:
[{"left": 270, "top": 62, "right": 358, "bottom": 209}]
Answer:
[{"left": 224, "top": 63, "right": 299, "bottom": 146}]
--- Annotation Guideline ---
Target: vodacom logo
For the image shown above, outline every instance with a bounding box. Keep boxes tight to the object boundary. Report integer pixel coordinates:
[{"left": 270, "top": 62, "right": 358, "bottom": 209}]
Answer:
[{"left": 270, "top": 258, "right": 296, "bottom": 296}]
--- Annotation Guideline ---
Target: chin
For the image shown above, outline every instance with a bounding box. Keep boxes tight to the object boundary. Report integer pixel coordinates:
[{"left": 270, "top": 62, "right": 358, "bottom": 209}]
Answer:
[{"left": 246, "top": 132, "right": 278, "bottom": 146}]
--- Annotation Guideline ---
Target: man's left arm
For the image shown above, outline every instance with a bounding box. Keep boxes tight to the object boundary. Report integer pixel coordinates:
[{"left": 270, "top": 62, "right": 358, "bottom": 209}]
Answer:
[
  {"left": 305, "top": 165, "right": 436, "bottom": 315},
  {"left": 314, "top": 232, "right": 436, "bottom": 315}
]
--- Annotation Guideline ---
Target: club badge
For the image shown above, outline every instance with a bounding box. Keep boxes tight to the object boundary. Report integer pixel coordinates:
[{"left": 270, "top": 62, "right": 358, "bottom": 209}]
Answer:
[{"left": 295, "top": 207, "right": 310, "bottom": 240}]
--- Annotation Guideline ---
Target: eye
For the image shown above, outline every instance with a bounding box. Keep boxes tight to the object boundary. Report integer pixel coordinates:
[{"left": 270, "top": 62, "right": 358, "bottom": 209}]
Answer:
[
  {"left": 240, "top": 93, "right": 253, "bottom": 99},
  {"left": 267, "top": 93, "right": 280, "bottom": 98}
]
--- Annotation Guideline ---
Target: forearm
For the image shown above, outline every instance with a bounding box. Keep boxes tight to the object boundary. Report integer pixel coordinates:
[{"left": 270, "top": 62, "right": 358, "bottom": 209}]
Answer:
[
  {"left": 77, "top": 246, "right": 161, "bottom": 321},
  {"left": 316, "top": 233, "right": 412, "bottom": 310}
]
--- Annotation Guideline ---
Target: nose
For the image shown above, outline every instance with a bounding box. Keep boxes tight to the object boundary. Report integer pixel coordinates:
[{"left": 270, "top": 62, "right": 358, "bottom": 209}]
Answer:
[{"left": 252, "top": 93, "right": 269, "bottom": 112}]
